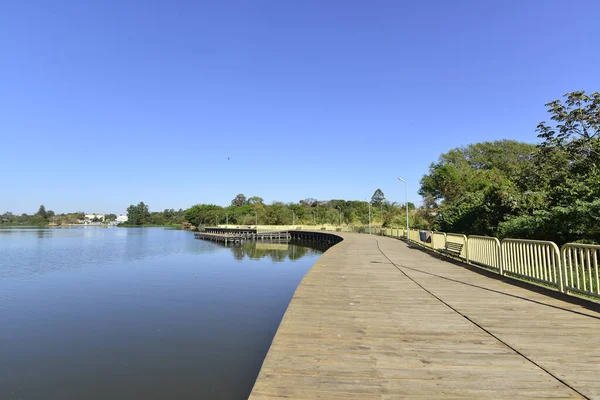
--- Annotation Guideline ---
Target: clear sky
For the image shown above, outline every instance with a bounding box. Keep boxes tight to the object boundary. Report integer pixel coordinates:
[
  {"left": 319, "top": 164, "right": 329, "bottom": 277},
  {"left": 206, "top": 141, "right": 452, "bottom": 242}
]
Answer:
[{"left": 2, "top": 1, "right": 599, "bottom": 215}]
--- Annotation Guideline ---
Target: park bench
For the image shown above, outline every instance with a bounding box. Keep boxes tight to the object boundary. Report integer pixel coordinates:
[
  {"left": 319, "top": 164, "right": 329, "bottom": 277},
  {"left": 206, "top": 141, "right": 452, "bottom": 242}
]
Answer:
[{"left": 439, "top": 242, "right": 464, "bottom": 257}]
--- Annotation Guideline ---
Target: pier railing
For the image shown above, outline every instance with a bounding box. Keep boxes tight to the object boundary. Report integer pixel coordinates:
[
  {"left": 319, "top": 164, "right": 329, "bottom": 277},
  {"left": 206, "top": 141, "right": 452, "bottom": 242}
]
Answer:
[
  {"left": 562, "top": 243, "right": 600, "bottom": 298},
  {"left": 385, "top": 228, "right": 600, "bottom": 301},
  {"left": 212, "top": 223, "right": 600, "bottom": 300}
]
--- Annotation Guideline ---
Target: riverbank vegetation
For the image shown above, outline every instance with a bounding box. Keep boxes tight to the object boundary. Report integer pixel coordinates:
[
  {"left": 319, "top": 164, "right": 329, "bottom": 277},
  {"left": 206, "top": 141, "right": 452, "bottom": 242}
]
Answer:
[
  {"left": 181, "top": 193, "right": 418, "bottom": 228},
  {"left": 419, "top": 91, "right": 600, "bottom": 244},
  {"left": 1, "top": 205, "right": 70, "bottom": 226}
]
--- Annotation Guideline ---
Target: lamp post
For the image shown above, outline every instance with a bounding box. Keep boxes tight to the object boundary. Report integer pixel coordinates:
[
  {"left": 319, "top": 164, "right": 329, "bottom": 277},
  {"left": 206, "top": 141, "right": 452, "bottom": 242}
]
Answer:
[
  {"left": 398, "top": 177, "right": 409, "bottom": 239},
  {"left": 312, "top": 211, "right": 316, "bottom": 225},
  {"left": 215, "top": 215, "right": 218, "bottom": 227},
  {"left": 226, "top": 213, "right": 228, "bottom": 225},
  {"left": 365, "top": 199, "right": 371, "bottom": 235},
  {"left": 254, "top": 211, "right": 258, "bottom": 226},
  {"left": 292, "top": 210, "right": 295, "bottom": 226},
  {"left": 336, "top": 206, "right": 342, "bottom": 226}
]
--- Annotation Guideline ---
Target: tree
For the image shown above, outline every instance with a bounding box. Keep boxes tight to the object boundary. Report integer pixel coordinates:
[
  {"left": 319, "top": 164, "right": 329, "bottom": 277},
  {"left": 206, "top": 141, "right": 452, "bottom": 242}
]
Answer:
[
  {"left": 370, "top": 189, "right": 385, "bottom": 207},
  {"left": 36, "top": 205, "right": 47, "bottom": 219},
  {"left": 537, "top": 91, "right": 600, "bottom": 164},
  {"left": 105, "top": 214, "right": 117, "bottom": 222},
  {"left": 126, "top": 202, "right": 150, "bottom": 225},
  {"left": 184, "top": 204, "right": 222, "bottom": 226},
  {"left": 248, "top": 196, "right": 264, "bottom": 205},
  {"left": 231, "top": 193, "right": 247, "bottom": 207}
]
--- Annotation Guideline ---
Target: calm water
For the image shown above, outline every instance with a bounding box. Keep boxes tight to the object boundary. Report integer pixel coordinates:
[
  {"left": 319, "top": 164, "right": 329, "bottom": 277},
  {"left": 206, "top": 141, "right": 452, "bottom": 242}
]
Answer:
[{"left": 0, "top": 227, "right": 325, "bottom": 399}]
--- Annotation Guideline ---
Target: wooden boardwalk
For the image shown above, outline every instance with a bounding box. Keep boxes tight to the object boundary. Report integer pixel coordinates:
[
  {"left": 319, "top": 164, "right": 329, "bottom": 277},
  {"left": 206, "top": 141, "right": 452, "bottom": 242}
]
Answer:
[
  {"left": 249, "top": 233, "right": 600, "bottom": 399},
  {"left": 194, "top": 231, "right": 291, "bottom": 243}
]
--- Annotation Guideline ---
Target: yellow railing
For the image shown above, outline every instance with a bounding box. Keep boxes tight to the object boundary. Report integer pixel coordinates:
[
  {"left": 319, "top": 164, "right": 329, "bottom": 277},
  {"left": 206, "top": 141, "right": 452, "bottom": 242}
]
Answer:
[
  {"left": 370, "top": 228, "right": 599, "bottom": 300},
  {"left": 431, "top": 231, "right": 446, "bottom": 250},
  {"left": 409, "top": 229, "right": 421, "bottom": 243},
  {"left": 501, "top": 239, "right": 563, "bottom": 290},
  {"left": 228, "top": 224, "right": 600, "bottom": 300},
  {"left": 446, "top": 233, "right": 468, "bottom": 260},
  {"left": 562, "top": 243, "right": 600, "bottom": 297},
  {"left": 468, "top": 235, "right": 501, "bottom": 272}
]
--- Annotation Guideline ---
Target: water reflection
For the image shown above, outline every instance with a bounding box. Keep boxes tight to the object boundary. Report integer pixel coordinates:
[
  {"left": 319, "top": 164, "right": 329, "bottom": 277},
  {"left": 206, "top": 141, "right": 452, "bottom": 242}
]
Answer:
[{"left": 218, "top": 240, "right": 330, "bottom": 263}]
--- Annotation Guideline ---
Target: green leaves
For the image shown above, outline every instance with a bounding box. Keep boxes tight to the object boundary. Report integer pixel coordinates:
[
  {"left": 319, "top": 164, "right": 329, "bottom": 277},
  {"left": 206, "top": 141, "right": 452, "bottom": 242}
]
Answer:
[
  {"left": 421, "top": 91, "right": 600, "bottom": 244},
  {"left": 126, "top": 202, "right": 150, "bottom": 225}
]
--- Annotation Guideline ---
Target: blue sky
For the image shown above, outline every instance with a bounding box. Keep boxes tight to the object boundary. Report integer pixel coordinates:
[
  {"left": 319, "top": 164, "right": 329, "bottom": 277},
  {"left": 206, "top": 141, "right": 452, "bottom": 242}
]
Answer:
[{"left": 2, "top": 1, "right": 599, "bottom": 214}]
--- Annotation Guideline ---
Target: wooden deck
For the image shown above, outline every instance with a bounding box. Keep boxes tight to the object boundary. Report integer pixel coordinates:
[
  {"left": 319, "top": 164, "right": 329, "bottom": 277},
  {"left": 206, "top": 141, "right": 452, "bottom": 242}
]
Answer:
[
  {"left": 249, "top": 233, "right": 600, "bottom": 399},
  {"left": 194, "top": 231, "right": 291, "bottom": 243}
]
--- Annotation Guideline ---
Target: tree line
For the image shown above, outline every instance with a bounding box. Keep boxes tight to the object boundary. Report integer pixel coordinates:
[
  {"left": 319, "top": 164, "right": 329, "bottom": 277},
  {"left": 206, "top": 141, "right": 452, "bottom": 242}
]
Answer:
[
  {"left": 419, "top": 91, "right": 600, "bottom": 244},
  {"left": 1, "top": 205, "right": 74, "bottom": 226},
  {"left": 124, "top": 193, "right": 419, "bottom": 229},
  {"left": 0, "top": 206, "right": 120, "bottom": 226}
]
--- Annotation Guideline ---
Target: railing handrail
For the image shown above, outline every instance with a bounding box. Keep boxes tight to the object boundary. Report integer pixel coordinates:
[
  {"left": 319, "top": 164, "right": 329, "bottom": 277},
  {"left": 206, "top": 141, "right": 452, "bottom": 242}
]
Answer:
[
  {"left": 364, "top": 227, "right": 598, "bottom": 301},
  {"left": 501, "top": 238, "right": 560, "bottom": 247},
  {"left": 562, "top": 243, "right": 600, "bottom": 250},
  {"left": 469, "top": 235, "right": 500, "bottom": 242}
]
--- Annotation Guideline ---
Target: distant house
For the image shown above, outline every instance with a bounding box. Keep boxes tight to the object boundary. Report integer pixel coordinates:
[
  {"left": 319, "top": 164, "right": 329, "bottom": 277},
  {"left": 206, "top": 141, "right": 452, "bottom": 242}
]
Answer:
[
  {"left": 116, "top": 215, "right": 128, "bottom": 223},
  {"left": 84, "top": 214, "right": 105, "bottom": 222}
]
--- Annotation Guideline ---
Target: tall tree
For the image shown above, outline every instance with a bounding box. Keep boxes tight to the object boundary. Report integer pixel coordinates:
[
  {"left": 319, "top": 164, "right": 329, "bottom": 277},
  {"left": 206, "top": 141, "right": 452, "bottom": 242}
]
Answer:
[
  {"left": 231, "top": 193, "right": 247, "bottom": 207},
  {"left": 247, "top": 196, "right": 264, "bottom": 205},
  {"left": 126, "top": 202, "right": 150, "bottom": 225},
  {"left": 370, "top": 189, "right": 385, "bottom": 207},
  {"left": 36, "top": 205, "right": 47, "bottom": 219},
  {"left": 537, "top": 91, "right": 600, "bottom": 166},
  {"left": 184, "top": 204, "right": 222, "bottom": 226}
]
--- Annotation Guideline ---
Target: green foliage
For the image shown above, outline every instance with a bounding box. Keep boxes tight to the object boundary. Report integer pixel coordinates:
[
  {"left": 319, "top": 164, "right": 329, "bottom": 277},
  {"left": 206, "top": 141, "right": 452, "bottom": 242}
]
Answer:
[
  {"left": 421, "top": 91, "right": 600, "bottom": 244},
  {"left": 231, "top": 193, "right": 247, "bottom": 207},
  {"left": 1, "top": 206, "right": 57, "bottom": 226},
  {"left": 247, "top": 196, "right": 264, "bottom": 205},
  {"left": 126, "top": 202, "right": 151, "bottom": 225},
  {"left": 36, "top": 205, "right": 47, "bottom": 219},
  {"left": 178, "top": 194, "right": 425, "bottom": 229},
  {"left": 184, "top": 204, "right": 223, "bottom": 226},
  {"left": 370, "top": 189, "right": 385, "bottom": 207}
]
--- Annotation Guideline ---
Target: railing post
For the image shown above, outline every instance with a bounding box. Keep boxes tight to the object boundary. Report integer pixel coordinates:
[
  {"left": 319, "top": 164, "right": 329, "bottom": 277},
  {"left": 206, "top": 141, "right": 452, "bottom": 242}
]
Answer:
[
  {"left": 498, "top": 239, "right": 504, "bottom": 276},
  {"left": 558, "top": 244, "right": 566, "bottom": 293}
]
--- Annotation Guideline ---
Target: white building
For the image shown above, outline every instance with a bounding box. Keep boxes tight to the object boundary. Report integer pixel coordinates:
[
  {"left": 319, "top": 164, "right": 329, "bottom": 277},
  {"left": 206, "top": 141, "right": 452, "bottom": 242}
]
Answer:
[
  {"left": 116, "top": 215, "right": 128, "bottom": 223},
  {"left": 84, "top": 214, "right": 105, "bottom": 222}
]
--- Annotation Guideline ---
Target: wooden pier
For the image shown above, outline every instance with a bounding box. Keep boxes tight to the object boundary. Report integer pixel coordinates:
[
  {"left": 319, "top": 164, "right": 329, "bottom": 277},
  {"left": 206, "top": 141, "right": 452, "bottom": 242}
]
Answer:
[
  {"left": 194, "top": 230, "right": 291, "bottom": 244},
  {"left": 195, "top": 228, "right": 344, "bottom": 246},
  {"left": 250, "top": 232, "right": 600, "bottom": 399}
]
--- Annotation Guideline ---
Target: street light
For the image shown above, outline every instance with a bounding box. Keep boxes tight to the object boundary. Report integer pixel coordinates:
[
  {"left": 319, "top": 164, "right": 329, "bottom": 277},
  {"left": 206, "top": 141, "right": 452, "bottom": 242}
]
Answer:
[
  {"left": 398, "top": 177, "right": 409, "bottom": 239},
  {"left": 364, "top": 199, "right": 371, "bottom": 235},
  {"left": 226, "top": 213, "right": 229, "bottom": 225},
  {"left": 336, "top": 206, "right": 342, "bottom": 226},
  {"left": 312, "top": 211, "right": 316, "bottom": 225},
  {"left": 292, "top": 210, "right": 295, "bottom": 226},
  {"left": 215, "top": 215, "right": 218, "bottom": 226},
  {"left": 254, "top": 211, "right": 258, "bottom": 226}
]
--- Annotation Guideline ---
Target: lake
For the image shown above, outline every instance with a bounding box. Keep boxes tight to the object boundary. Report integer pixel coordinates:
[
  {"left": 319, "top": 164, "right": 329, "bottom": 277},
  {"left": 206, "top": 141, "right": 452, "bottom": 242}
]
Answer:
[{"left": 0, "top": 227, "right": 325, "bottom": 399}]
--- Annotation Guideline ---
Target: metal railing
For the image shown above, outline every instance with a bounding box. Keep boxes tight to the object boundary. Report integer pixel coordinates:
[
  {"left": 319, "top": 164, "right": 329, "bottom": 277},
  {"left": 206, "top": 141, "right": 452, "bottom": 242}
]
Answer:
[
  {"left": 225, "top": 225, "right": 600, "bottom": 300},
  {"left": 446, "top": 233, "right": 468, "bottom": 260},
  {"left": 501, "top": 239, "right": 563, "bottom": 291},
  {"left": 562, "top": 243, "right": 600, "bottom": 298},
  {"left": 431, "top": 231, "right": 446, "bottom": 250},
  {"left": 468, "top": 235, "right": 501, "bottom": 272},
  {"left": 248, "top": 224, "right": 599, "bottom": 300},
  {"left": 366, "top": 227, "right": 599, "bottom": 301}
]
